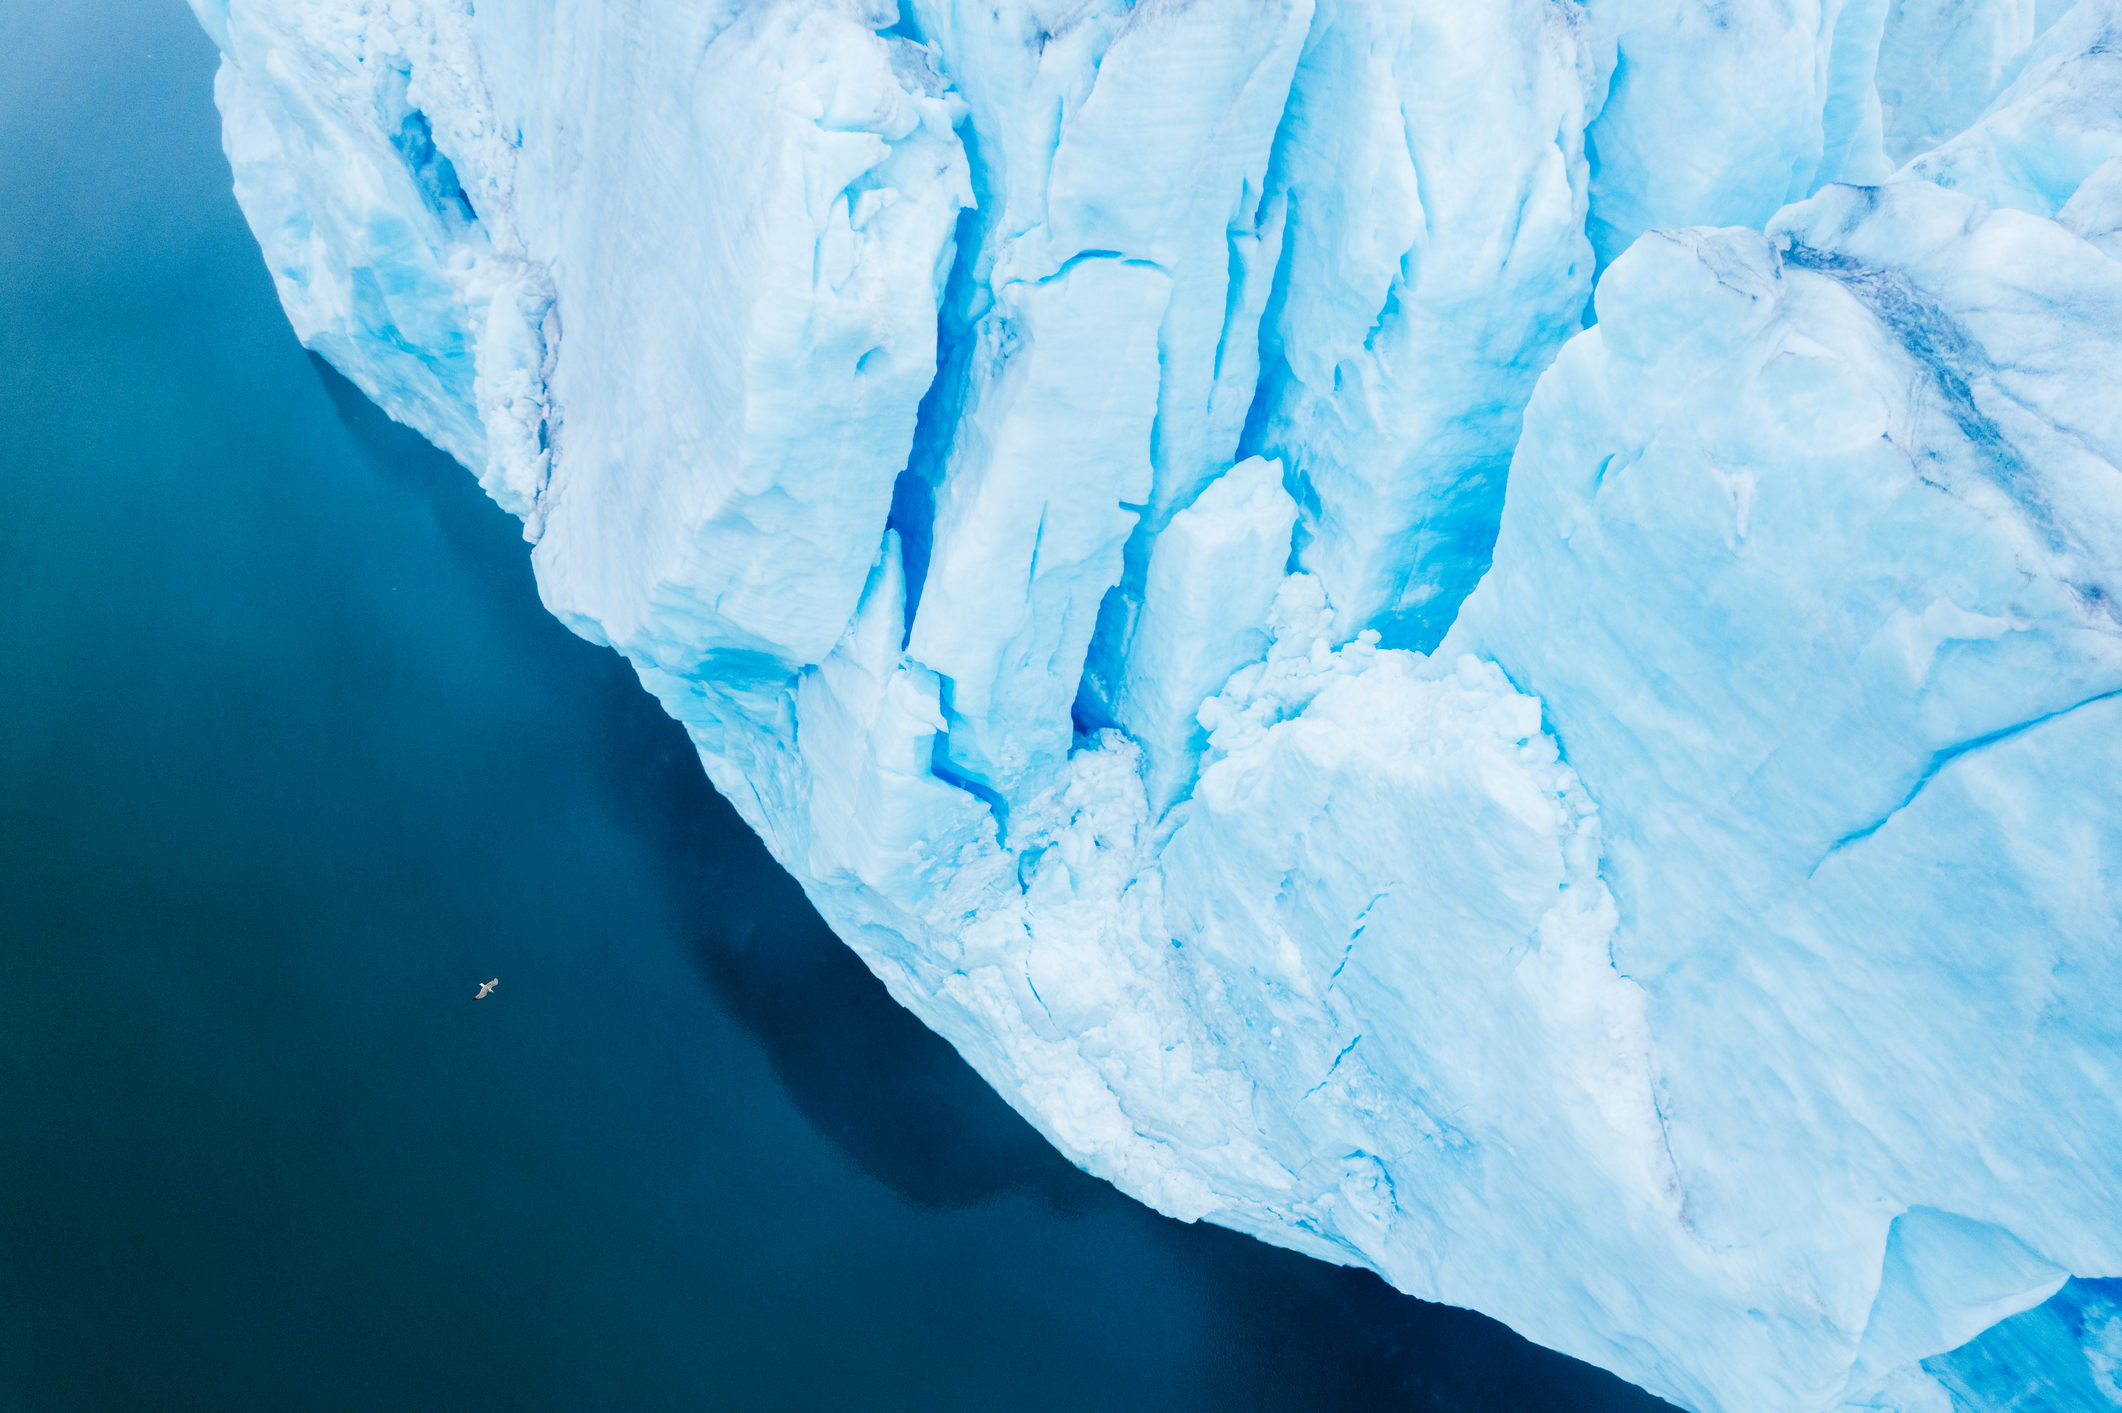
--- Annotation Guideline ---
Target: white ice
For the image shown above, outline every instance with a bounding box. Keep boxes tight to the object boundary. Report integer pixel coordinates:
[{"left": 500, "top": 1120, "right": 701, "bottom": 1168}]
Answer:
[{"left": 190, "top": 0, "right": 2122, "bottom": 1407}]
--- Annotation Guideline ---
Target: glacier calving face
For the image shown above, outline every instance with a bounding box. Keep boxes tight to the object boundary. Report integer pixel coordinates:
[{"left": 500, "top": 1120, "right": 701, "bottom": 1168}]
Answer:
[{"left": 191, "top": 0, "right": 2122, "bottom": 1408}]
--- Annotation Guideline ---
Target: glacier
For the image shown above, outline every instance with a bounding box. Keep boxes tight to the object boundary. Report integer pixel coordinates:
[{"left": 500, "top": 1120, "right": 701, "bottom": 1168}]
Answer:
[{"left": 186, "top": 0, "right": 2122, "bottom": 1408}]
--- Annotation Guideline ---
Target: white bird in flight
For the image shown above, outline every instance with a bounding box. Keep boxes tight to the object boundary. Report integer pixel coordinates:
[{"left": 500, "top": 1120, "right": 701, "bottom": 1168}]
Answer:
[{"left": 475, "top": 978, "right": 499, "bottom": 999}]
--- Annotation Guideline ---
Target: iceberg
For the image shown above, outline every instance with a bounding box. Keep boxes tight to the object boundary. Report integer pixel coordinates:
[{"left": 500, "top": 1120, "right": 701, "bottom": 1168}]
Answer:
[{"left": 189, "top": 0, "right": 2122, "bottom": 1407}]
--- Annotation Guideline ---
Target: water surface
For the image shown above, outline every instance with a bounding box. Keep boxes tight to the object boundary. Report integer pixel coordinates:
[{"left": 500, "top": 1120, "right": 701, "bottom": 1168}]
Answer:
[{"left": 0, "top": 5, "right": 1672, "bottom": 1409}]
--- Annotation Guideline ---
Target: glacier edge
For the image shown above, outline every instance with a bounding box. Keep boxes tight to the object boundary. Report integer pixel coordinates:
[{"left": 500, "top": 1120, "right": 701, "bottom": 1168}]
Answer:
[{"left": 192, "top": 0, "right": 2122, "bottom": 1409}]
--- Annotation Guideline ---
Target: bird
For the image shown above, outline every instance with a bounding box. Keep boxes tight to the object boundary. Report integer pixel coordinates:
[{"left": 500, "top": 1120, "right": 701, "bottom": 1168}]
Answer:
[{"left": 475, "top": 978, "right": 499, "bottom": 999}]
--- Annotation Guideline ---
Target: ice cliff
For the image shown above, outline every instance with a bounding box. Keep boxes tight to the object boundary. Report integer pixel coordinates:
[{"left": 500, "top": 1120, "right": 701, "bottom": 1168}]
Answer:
[{"left": 187, "top": 0, "right": 2122, "bottom": 1407}]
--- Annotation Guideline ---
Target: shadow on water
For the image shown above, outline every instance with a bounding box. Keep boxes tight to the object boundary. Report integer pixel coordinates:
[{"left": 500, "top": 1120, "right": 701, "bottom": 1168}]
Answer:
[
  {"left": 312, "top": 355, "right": 536, "bottom": 609},
  {"left": 684, "top": 908, "right": 1100, "bottom": 1215}
]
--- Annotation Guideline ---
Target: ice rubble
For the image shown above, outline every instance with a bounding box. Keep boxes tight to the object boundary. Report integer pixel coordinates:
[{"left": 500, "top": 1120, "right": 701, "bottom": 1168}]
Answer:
[{"left": 190, "top": 0, "right": 2122, "bottom": 1407}]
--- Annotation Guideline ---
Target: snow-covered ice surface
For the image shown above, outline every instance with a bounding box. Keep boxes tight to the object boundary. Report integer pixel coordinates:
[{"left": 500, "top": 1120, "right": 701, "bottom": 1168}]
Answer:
[{"left": 188, "top": 0, "right": 2122, "bottom": 1407}]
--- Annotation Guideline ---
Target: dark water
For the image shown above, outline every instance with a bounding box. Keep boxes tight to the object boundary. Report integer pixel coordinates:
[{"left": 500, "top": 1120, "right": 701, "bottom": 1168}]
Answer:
[{"left": 0, "top": 5, "right": 1675, "bottom": 1410}]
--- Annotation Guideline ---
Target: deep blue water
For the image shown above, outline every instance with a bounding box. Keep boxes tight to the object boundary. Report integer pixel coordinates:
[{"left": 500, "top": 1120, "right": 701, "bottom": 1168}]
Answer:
[{"left": 0, "top": 5, "right": 1675, "bottom": 1410}]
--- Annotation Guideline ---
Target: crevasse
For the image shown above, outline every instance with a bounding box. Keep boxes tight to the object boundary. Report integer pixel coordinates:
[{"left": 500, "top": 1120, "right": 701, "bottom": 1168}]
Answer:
[{"left": 187, "top": 0, "right": 2122, "bottom": 1408}]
